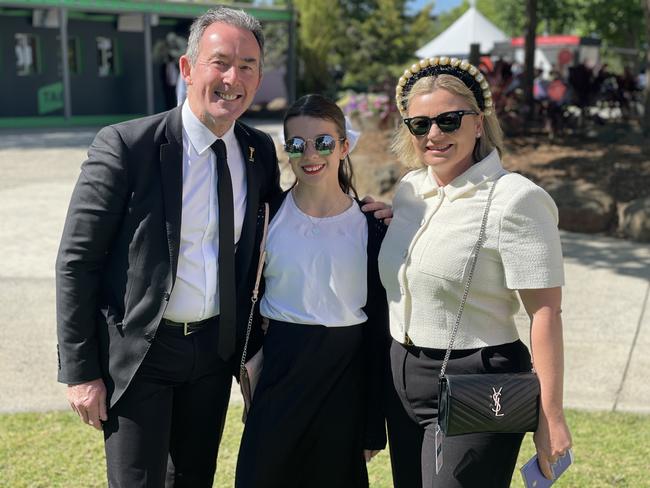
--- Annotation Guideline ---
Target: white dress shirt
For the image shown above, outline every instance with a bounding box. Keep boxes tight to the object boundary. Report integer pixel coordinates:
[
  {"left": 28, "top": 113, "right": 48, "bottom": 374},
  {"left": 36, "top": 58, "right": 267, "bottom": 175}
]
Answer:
[
  {"left": 378, "top": 150, "right": 564, "bottom": 349},
  {"left": 260, "top": 192, "right": 369, "bottom": 327},
  {"left": 163, "top": 101, "right": 247, "bottom": 322}
]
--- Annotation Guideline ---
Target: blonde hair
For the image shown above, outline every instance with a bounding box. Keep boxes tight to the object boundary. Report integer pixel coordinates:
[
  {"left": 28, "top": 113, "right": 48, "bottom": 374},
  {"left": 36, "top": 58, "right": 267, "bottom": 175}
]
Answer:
[{"left": 392, "top": 74, "right": 504, "bottom": 169}]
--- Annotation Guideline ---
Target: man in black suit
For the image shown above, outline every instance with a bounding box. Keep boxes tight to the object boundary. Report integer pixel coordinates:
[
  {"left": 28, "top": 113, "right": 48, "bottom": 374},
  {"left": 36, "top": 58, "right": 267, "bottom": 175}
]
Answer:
[{"left": 56, "top": 7, "right": 281, "bottom": 487}]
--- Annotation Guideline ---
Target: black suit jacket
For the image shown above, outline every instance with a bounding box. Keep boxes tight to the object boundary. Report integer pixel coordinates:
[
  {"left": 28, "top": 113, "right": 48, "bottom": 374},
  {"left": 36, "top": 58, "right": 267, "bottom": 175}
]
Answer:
[{"left": 55, "top": 106, "right": 281, "bottom": 407}]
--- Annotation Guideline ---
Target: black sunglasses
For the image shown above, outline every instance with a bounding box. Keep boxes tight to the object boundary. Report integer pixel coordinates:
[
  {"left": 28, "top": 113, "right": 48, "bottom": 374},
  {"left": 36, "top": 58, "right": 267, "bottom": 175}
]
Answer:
[
  {"left": 403, "top": 110, "right": 479, "bottom": 136},
  {"left": 284, "top": 135, "right": 344, "bottom": 159}
]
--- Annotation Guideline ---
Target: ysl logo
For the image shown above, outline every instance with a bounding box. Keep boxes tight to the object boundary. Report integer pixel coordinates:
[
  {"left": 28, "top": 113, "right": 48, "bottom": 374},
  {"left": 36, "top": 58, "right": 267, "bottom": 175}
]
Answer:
[
  {"left": 248, "top": 146, "right": 255, "bottom": 163},
  {"left": 491, "top": 387, "right": 504, "bottom": 417}
]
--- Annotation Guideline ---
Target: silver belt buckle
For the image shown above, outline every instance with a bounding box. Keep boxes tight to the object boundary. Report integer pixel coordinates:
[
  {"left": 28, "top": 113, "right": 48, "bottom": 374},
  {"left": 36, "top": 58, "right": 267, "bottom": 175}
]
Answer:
[{"left": 183, "top": 322, "right": 192, "bottom": 336}]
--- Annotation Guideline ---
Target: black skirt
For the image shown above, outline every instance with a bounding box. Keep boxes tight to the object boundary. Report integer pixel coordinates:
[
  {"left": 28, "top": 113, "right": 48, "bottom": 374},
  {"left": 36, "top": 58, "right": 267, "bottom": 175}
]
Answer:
[{"left": 235, "top": 320, "right": 369, "bottom": 488}]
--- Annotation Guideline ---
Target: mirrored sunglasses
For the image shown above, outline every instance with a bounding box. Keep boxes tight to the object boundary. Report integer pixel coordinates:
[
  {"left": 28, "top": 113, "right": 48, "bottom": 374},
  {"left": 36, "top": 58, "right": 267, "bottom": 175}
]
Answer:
[
  {"left": 283, "top": 135, "right": 344, "bottom": 159},
  {"left": 403, "top": 110, "right": 478, "bottom": 136}
]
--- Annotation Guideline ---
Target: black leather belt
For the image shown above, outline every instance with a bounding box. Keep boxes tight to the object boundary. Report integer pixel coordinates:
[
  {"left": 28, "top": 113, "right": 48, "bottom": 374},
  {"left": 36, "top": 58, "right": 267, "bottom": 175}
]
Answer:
[{"left": 162, "top": 316, "right": 217, "bottom": 336}]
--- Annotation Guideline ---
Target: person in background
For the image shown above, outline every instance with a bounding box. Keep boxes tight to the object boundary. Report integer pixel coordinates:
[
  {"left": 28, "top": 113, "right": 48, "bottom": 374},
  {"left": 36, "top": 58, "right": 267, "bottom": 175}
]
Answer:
[
  {"left": 378, "top": 57, "right": 572, "bottom": 487},
  {"left": 235, "top": 94, "right": 389, "bottom": 488}
]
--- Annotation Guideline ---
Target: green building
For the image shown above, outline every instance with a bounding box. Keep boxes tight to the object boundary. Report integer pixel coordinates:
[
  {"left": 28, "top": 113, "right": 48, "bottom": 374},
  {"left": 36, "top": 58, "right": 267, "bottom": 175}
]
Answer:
[{"left": 0, "top": 0, "right": 295, "bottom": 128}]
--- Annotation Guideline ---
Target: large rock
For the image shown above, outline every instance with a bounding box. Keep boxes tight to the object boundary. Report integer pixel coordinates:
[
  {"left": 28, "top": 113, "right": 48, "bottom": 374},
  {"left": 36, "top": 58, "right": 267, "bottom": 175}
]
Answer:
[
  {"left": 543, "top": 179, "right": 615, "bottom": 233},
  {"left": 610, "top": 165, "right": 650, "bottom": 202},
  {"left": 353, "top": 158, "right": 404, "bottom": 199},
  {"left": 618, "top": 197, "right": 650, "bottom": 242}
]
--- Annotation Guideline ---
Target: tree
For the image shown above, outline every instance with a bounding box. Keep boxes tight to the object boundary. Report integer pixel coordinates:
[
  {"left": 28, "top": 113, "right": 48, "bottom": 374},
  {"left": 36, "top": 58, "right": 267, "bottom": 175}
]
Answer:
[
  {"left": 293, "top": 0, "right": 344, "bottom": 95},
  {"left": 262, "top": 22, "right": 289, "bottom": 72},
  {"left": 473, "top": 0, "right": 644, "bottom": 52},
  {"left": 486, "top": 0, "right": 583, "bottom": 35},
  {"left": 339, "top": 0, "right": 378, "bottom": 21},
  {"left": 642, "top": 0, "right": 650, "bottom": 137},
  {"left": 577, "top": 0, "right": 645, "bottom": 51},
  {"left": 536, "top": 0, "right": 581, "bottom": 35},
  {"left": 339, "top": 0, "right": 408, "bottom": 89},
  {"left": 523, "top": 0, "right": 537, "bottom": 123},
  {"left": 339, "top": 0, "right": 433, "bottom": 90},
  {"left": 410, "top": 1, "right": 436, "bottom": 47},
  {"left": 289, "top": 0, "right": 439, "bottom": 95},
  {"left": 433, "top": 1, "right": 467, "bottom": 35}
]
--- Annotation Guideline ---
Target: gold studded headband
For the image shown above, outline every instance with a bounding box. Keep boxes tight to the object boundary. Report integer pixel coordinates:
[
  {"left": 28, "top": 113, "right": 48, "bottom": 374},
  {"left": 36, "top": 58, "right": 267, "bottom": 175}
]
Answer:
[{"left": 396, "top": 57, "right": 493, "bottom": 117}]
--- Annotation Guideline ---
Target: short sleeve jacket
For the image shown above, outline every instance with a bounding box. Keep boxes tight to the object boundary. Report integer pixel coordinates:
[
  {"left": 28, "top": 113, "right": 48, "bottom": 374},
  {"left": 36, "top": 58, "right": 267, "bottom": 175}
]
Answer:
[{"left": 378, "top": 150, "right": 565, "bottom": 349}]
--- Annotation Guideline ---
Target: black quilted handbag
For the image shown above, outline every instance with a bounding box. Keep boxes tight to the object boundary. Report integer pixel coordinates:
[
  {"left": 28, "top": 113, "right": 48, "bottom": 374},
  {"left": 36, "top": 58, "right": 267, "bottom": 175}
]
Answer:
[
  {"left": 438, "top": 372, "right": 539, "bottom": 436},
  {"left": 436, "top": 179, "right": 540, "bottom": 437}
]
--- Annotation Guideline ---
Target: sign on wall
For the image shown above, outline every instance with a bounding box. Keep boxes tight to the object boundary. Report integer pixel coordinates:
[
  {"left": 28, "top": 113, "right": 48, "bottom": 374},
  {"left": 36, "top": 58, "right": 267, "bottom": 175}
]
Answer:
[{"left": 38, "top": 82, "right": 63, "bottom": 114}]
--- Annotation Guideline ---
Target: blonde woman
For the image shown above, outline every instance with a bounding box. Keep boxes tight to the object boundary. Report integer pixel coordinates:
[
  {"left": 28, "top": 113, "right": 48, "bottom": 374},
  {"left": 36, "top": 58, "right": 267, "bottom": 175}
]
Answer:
[{"left": 378, "top": 59, "right": 572, "bottom": 487}]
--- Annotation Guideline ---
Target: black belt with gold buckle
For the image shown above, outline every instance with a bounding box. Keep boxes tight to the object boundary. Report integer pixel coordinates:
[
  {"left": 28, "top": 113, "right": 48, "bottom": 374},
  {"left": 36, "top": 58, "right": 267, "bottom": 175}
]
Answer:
[{"left": 162, "top": 317, "right": 216, "bottom": 336}]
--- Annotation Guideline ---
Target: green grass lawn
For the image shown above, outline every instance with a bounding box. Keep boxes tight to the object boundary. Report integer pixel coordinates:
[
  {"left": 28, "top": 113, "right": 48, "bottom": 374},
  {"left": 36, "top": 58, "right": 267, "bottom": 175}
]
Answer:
[{"left": 1, "top": 407, "right": 648, "bottom": 487}]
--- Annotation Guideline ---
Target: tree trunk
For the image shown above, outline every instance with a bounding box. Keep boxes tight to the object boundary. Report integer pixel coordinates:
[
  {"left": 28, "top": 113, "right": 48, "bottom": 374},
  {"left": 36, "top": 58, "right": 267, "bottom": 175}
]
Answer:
[
  {"left": 643, "top": 0, "right": 650, "bottom": 137},
  {"left": 523, "top": 0, "right": 538, "bottom": 125}
]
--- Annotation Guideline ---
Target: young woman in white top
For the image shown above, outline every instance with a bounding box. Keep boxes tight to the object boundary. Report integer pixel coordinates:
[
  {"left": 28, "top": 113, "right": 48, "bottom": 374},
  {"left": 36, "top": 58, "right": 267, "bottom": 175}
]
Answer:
[
  {"left": 235, "top": 94, "right": 388, "bottom": 488},
  {"left": 378, "top": 59, "right": 573, "bottom": 487}
]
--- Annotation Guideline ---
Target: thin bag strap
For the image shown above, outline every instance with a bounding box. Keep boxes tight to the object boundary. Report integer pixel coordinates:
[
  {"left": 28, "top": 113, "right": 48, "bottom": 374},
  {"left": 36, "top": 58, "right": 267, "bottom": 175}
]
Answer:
[
  {"left": 240, "top": 203, "right": 270, "bottom": 374},
  {"left": 439, "top": 179, "right": 498, "bottom": 379}
]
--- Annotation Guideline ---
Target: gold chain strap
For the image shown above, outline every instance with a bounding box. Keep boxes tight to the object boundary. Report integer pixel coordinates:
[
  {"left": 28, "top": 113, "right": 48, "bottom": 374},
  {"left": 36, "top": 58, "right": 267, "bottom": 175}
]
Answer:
[{"left": 240, "top": 203, "right": 270, "bottom": 375}]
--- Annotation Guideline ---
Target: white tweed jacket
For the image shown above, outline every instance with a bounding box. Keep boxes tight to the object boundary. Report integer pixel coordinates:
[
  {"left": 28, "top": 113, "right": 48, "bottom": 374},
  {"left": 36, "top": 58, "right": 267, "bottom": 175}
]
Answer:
[{"left": 378, "top": 149, "right": 565, "bottom": 349}]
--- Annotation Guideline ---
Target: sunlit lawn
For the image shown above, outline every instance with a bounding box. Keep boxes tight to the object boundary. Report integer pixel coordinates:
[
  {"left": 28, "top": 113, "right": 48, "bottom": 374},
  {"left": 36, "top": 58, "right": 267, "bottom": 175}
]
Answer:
[{"left": 1, "top": 407, "right": 648, "bottom": 487}]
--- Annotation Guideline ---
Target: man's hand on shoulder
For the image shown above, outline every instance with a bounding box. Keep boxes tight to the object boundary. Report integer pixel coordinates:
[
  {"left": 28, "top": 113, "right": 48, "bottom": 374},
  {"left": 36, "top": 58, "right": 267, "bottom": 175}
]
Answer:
[
  {"left": 361, "top": 196, "right": 393, "bottom": 225},
  {"left": 67, "top": 378, "right": 108, "bottom": 431}
]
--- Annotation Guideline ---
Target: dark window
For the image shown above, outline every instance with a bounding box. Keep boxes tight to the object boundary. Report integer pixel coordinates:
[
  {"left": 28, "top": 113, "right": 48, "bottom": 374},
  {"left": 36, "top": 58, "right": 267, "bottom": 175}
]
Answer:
[
  {"left": 57, "top": 36, "right": 81, "bottom": 75},
  {"left": 96, "top": 36, "right": 116, "bottom": 76},
  {"left": 15, "top": 33, "right": 40, "bottom": 76}
]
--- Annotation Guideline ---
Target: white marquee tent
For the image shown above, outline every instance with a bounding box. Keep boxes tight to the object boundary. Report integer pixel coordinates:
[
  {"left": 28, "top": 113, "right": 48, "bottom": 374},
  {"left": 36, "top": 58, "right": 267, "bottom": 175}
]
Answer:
[{"left": 415, "top": 5, "right": 508, "bottom": 59}]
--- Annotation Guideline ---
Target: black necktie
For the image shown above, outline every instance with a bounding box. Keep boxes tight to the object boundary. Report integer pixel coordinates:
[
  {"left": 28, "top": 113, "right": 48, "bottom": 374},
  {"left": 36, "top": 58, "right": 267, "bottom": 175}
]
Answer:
[{"left": 212, "top": 139, "right": 236, "bottom": 361}]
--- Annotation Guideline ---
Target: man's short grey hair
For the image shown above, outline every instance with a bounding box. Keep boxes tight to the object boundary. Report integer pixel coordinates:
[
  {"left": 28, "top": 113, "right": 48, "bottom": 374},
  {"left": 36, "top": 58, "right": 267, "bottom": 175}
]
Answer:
[{"left": 185, "top": 6, "right": 265, "bottom": 70}]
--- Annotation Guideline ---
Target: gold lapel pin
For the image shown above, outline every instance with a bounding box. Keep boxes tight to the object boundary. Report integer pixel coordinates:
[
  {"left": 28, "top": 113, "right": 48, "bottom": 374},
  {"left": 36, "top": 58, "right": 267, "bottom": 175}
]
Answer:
[{"left": 248, "top": 147, "right": 255, "bottom": 163}]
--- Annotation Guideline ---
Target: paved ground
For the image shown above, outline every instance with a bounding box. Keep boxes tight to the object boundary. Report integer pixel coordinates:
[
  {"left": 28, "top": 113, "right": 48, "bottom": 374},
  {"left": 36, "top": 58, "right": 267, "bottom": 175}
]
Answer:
[{"left": 1, "top": 126, "right": 648, "bottom": 415}]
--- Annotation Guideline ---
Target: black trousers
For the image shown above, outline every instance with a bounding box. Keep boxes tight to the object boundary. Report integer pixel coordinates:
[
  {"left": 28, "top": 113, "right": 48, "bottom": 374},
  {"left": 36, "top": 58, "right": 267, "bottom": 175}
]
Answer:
[
  {"left": 236, "top": 320, "right": 368, "bottom": 488},
  {"left": 103, "top": 317, "right": 232, "bottom": 488},
  {"left": 387, "top": 339, "right": 532, "bottom": 488}
]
